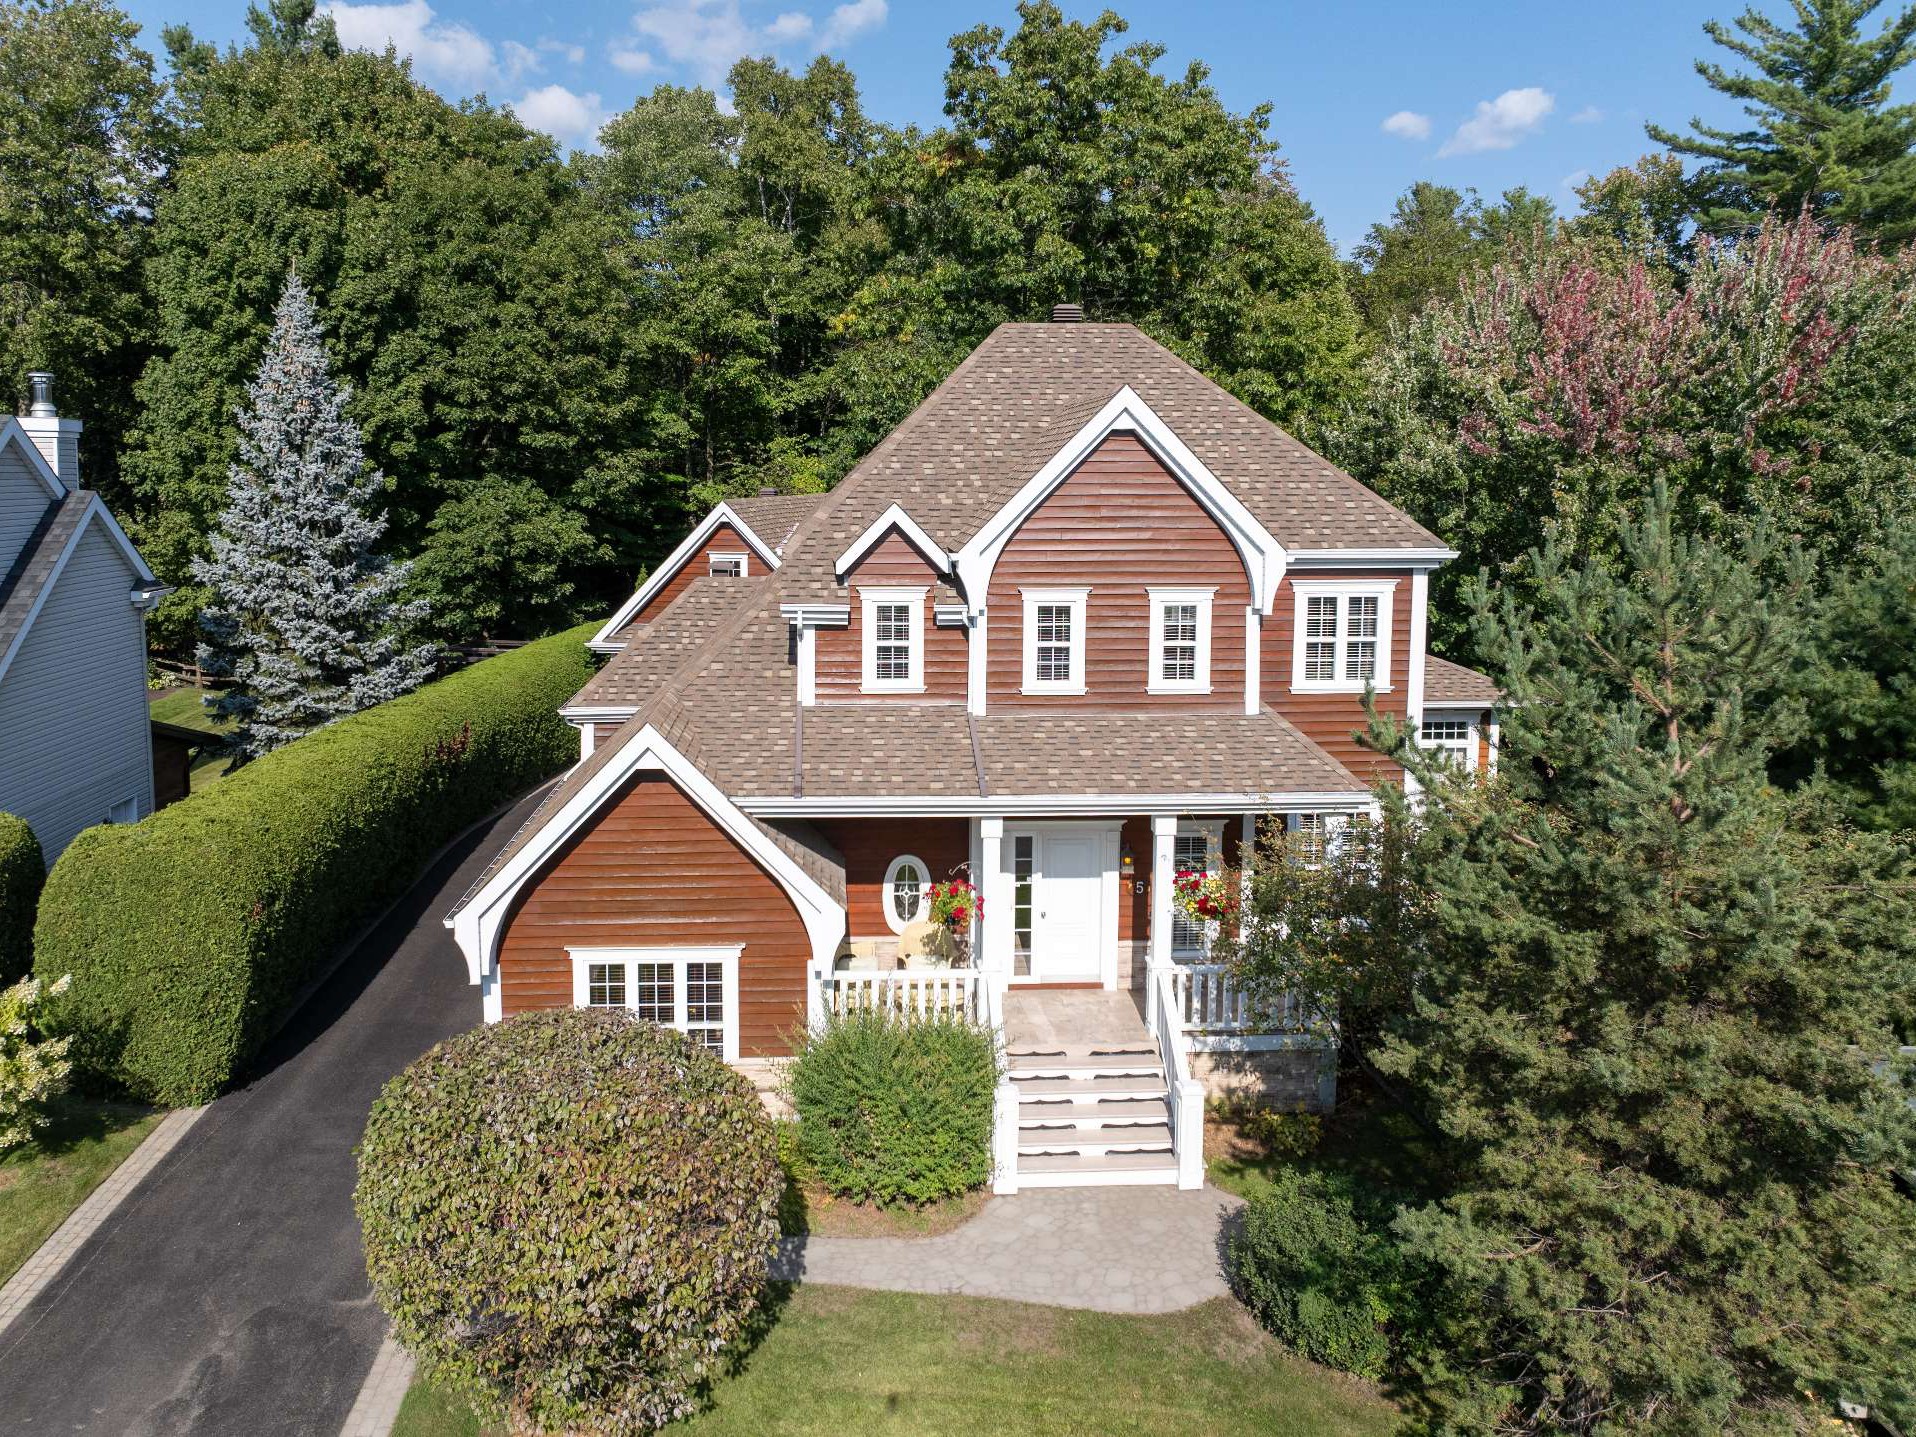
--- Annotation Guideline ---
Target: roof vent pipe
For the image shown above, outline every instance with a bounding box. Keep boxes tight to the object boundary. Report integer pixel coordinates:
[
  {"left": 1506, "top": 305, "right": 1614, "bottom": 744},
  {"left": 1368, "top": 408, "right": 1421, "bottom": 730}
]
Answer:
[
  {"left": 26, "top": 372, "right": 56, "bottom": 417},
  {"left": 1050, "top": 303, "right": 1084, "bottom": 323}
]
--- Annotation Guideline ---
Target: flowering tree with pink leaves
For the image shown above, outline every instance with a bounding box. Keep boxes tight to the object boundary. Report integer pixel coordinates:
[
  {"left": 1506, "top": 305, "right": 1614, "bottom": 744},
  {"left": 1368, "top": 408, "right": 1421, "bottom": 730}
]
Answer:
[{"left": 1333, "top": 210, "right": 1916, "bottom": 654}]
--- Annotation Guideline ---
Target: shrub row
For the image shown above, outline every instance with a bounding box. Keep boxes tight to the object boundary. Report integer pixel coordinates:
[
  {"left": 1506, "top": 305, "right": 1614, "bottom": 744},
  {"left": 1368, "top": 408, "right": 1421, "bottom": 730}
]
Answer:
[
  {"left": 34, "top": 625, "right": 597, "bottom": 1104},
  {"left": 0, "top": 814, "right": 43, "bottom": 985},
  {"left": 787, "top": 1010, "right": 998, "bottom": 1205}
]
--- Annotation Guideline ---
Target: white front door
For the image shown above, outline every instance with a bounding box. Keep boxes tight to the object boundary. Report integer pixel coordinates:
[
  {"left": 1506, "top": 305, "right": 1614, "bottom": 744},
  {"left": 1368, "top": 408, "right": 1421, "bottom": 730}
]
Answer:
[{"left": 1012, "top": 828, "right": 1104, "bottom": 982}]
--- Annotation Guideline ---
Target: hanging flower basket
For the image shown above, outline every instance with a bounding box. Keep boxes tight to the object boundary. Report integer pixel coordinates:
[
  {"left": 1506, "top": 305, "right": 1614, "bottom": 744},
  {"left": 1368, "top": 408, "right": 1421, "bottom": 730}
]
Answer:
[
  {"left": 1173, "top": 868, "right": 1239, "bottom": 923},
  {"left": 928, "top": 877, "right": 983, "bottom": 931}
]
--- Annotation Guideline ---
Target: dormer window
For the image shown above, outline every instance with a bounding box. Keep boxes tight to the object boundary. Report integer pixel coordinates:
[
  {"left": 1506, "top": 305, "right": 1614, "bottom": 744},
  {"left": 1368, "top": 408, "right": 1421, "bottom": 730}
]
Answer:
[
  {"left": 860, "top": 586, "right": 925, "bottom": 692},
  {"left": 1021, "top": 588, "right": 1088, "bottom": 694},
  {"left": 1290, "top": 580, "right": 1396, "bottom": 693},
  {"left": 1148, "top": 587, "right": 1214, "bottom": 694},
  {"left": 708, "top": 552, "right": 747, "bottom": 577}
]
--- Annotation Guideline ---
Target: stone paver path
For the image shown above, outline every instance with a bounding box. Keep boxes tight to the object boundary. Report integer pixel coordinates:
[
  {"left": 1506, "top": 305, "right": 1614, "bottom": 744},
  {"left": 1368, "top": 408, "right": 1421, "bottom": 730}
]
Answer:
[{"left": 770, "top": 1183, "right": 1242, "bottom": 1313}]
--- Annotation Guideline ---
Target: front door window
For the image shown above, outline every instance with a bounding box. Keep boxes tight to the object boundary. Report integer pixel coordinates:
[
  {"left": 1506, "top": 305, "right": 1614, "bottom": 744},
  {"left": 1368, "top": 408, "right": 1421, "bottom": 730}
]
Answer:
[{"left": 1012, "top": 836, "right": 1035, "bottom": 977}]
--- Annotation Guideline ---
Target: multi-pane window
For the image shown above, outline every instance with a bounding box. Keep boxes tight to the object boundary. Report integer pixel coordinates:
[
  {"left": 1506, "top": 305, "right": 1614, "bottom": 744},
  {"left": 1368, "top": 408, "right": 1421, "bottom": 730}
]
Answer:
[
  {"left": 570, "top": 949, "right": 738, "bottom": 1060},
  {"left": 1419, "top": 715, "right": 1473, "bottom": 769},
  {"left": 1291, "top": 813, "right": 1329, "bottom": 866},
  {"left": 708, "top": 553, "right": 746, "bottom": 577},
  {"left": 1148, "top": 588, "right": 1214, "bottom": 693},
  {"left": 874, "top": 603, "right": 913, "bottom": 682},
  {"left": 1161, "top": 604, "right": 1199, "bottom": 681},
  {"left": 1171, "top": 827, "right": 1219, "bottom": 955},
  {"left": 1012, "top": 836, "right": 1035, "bottom": 977},
  {"left": 1293, "top": 585, "right": 1395, "bottom": 691},
  {"left": 1022, "top": 590, "right": 1088, "bottom": 693},
  {"left": 882, "top": 854, "right": 929, "bottom": 935},
  {"left": 1035, "top": 605, "right": 1073, "bottom": 682}
]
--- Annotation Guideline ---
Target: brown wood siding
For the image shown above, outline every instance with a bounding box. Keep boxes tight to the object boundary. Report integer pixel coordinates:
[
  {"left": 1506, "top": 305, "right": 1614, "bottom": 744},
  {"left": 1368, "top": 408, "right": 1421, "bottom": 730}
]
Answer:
[
  {"left": 988, "top": 434, "right": 1252, "bottom": 709},
  {"left": 1477, "top": 711, "right": 1492, "bottom": 773},
  {"left": 811, "top": 818, "right": 971, "bottom": 938},
  {"left": 627, "top": 522, "right": 755, "bottom": 627},
  {"left": 1263, "top": 572, "right": 1410, "bottom": 784},
  {"left": 497, "top": 773, "right": 814, "bottom": 1057},
  {"left": 816, "top": 530, "right": 966, "bottom": 702}
]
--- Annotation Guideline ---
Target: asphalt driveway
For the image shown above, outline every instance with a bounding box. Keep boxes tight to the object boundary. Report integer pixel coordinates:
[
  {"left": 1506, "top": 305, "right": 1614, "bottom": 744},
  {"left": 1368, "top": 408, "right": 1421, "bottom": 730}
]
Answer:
[{"left": 0, "top": 786, "right": 547, "bottom": 1435}]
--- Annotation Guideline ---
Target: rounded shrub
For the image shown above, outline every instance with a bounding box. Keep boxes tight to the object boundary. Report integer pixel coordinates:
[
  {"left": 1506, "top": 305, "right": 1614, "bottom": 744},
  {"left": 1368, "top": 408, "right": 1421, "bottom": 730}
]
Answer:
[
  {"left": 0, "top": 814, "right": 43, "bottom": 985},
  {"left": 1228, "top": 1167, "right": 1408, "bottom": 1379},
  {"left": 787, "top": 1010, "right": 997, "bottom": 1205},
  {"left": 355, "top": 1008, "right": 783, "bottom": 1436},
  {"left": 34, "top": 625, "right": 595, "bottom": 1103}
]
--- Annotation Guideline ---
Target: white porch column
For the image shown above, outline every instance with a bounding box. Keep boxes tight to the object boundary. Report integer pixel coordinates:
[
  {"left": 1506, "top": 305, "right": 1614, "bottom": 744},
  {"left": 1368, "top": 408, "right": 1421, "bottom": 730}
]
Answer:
[
  {"left": 1146, "top": 813, "right": 1178, "bottom": 1028},
  {"left": 979, "top": 816, "right": 1008, "bottom": 977}
]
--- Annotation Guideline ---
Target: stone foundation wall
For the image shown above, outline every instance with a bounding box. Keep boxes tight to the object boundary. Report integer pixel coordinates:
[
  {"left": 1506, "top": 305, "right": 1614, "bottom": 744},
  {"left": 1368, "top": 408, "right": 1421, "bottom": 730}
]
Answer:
[
  {"left": 1190, "top": 1042, "right": 1336, "bottom": 1112},
  {"left": 734, "top": 1057, "right": 793, "bottom": 1119}
]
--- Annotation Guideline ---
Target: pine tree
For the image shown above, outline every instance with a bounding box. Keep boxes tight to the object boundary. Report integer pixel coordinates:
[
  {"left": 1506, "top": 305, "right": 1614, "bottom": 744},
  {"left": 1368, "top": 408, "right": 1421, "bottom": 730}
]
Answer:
[
  {"left": 1649, "top": 0, "right": 1916, "bottom": 242},
  {"left": 193, "top": 270, "right": 433, "bottom": 758}
]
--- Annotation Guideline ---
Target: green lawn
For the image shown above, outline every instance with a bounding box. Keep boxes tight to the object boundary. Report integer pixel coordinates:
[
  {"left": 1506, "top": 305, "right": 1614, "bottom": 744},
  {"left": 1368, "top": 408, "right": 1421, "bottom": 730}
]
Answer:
[
  {"left": 148, "top": 686, "right": 234, "bottom": 793},
  {"left": 392, "top": 1285, "right": 1398, "bottom": 1437},
  {"left": 0, "top": 1098, "right": 161, "bottom": 1283}
]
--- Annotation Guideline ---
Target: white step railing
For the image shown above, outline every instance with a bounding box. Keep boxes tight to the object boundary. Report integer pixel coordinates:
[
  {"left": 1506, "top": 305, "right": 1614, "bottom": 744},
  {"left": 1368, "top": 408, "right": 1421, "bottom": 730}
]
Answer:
[
  {"left": 1148, "top": 966, "right": 1207, "bottom": 1191},
  {"left": 818, "top": 968, "right": 983, "bottom": 1022},
  {"left": 1167, "top": 963, "right": 1296, "bottom": 1034}
]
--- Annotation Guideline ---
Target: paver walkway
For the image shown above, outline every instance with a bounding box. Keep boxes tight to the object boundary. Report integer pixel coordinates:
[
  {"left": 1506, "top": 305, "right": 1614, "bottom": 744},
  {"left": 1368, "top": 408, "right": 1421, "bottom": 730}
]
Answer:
[{"left": 771, "top": 1183, "right": 1243, "bottom": 1313}]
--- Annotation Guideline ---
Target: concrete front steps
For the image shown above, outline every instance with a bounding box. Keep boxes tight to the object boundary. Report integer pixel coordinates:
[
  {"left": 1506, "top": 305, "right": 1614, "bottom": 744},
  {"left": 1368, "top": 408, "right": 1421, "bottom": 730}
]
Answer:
[{"left": 1005, "top": 1044, "right": 1181, "bottom": 1187}]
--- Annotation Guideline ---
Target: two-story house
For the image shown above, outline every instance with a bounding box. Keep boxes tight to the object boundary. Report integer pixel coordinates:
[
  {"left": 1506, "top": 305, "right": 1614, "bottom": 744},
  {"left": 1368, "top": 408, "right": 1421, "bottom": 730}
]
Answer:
[
  {"left": 447, "top": 314, "right": 1498, "bottom": 1190},
  {"left": 0, "top": 375, "right": 166, "bottom": 862}
]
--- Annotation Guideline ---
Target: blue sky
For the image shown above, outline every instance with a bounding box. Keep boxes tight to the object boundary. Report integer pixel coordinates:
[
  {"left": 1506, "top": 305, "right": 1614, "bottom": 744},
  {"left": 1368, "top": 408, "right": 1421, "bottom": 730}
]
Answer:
[{"left": 118, "top": 0, "right": 1765, "bottom": 254}]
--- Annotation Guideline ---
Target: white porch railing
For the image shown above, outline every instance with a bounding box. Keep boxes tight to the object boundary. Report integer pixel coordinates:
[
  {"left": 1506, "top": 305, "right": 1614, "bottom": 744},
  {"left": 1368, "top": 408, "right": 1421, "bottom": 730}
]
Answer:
[
  {"left": 817, "top": 968, "right": 985, "bottom": 1022},
  {"left": 1149, "top": 966, "right": 1208, "bottom": 1191},
  {"left": 1167, "top": 963, "right": 1298, "bottom": 1035}
]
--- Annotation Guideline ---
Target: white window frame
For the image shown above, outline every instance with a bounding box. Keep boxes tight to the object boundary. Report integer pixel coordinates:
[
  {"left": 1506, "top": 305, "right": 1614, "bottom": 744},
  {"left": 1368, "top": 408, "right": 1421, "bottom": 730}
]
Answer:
[
  {"left": 707, "top": 551, "right": 749, "bottom": 578},
  {"left": 1171, "top": 818, "right": 1225, "bottom": 958},
  {"left": 1147, "top": 587, "right": 1215, "bottom": 695},
  {"left": 860, "top": 585, "right": 926, "bottom": 693},
  {"left": 1286, "top": 812, "right": 1351, "bottom": 868},
  {"left": 1290, "top": 579, "right": 1397, "bottom": 694},
  {"left": 105, "top": 797, "right": 140, "bottom": 825},
  {"left": 1021, "top": 587, "right": 1089, "bottom": 695},
  {"left": 1417, "top": 711, "right": 1478, "bottom": 772},
  {"left": 881, "top": 854, "right": 933, "bottom": 935},
  {"left": 567, "top": 945, "right": 742, "bottom": 1062}
]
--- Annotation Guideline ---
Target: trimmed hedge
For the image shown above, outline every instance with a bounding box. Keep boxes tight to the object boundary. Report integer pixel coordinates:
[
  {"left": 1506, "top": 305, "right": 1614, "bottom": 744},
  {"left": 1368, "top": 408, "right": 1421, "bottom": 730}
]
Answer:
[
  {"left": 0, "top": 814, "right": 43, "bottom": 985},
  {"left": 34, "top": 625, "right": 596, "bottom": 1104},
  {"left": 787, "top": 1010, "right": 998, "bottom": 1204},
  {"left": 356, "top": 1009, "right": 782, "bottom": 1434}
]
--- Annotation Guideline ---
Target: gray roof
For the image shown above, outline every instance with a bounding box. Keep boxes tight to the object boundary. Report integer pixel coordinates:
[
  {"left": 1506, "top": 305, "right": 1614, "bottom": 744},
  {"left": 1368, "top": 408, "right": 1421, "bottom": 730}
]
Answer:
[
  {"left": 727, "top": 492, "right": 828, "bottom": 554},
  {"left": 568, "top": 577, "right": 758, "bottom": 710},
  {"left": 1424, "top": 655, "right": 1501, "bottom": 706},
  {"left": 0, "top": 493, "right": 89, "bottom": 662}
]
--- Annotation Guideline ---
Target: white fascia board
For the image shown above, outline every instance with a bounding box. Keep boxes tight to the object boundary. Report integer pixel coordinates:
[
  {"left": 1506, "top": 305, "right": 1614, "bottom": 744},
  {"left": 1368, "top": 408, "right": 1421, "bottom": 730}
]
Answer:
[
  {"left": 558, "top": 705, "right": 638, "bottom": 722},
  {"left": 933, "top": 603, "right": 971, "bottom": 627},
  {"left": 1287, "top": 547, "right": 1459, "bottom": 571},
  {"left": 736, "top": 791, "right": 1375, "bottom": 819},
  {"left": 779, "top": 603, "right": 850, "bottom": 626},
  {"left": 0, "top": 419, "right": 68, "bottom": 500},
  {"left": 589, "top": 503, "right": 781, "bottom": 650},
  {"left": 0, "top": 496, "right": 158, "bottom": 687},
  {"left": 446, "top": 724, "right": 846, "bottom": 987},
  {"left": 951, "top": 386, "right": 1287, "bottom": 614},
  {"left": 835, "top": 503, "right": 952, "bottom": 581}
]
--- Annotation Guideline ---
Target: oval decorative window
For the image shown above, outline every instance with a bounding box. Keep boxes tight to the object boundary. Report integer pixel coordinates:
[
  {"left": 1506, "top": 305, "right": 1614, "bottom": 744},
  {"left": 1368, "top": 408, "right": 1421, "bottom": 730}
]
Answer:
[{"left": 882, "top": 854, "right": 930, "bottom": 935}]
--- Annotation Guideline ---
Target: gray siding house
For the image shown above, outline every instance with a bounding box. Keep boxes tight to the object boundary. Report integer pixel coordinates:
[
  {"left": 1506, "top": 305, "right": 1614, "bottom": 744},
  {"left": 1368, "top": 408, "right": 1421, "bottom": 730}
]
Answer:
[{"left": 0, "top": 375, "right": 165, "bottom": 862}]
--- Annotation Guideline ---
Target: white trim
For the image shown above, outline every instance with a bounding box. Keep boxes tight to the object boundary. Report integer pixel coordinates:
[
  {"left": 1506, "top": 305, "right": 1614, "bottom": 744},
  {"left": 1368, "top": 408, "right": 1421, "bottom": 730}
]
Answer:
[
  {"left": 835, "top": 503, "right": 952, "bottom": 581},
  {"left": 0, "top": 495, "right": 160, "bottom": 689},
  {"left": 707, "top": 551, "right": 749, "bottom": 578},
  {"left": 1002, "top": 819, "right": 1122, "bottom": 986},
  {"left": 1286, "top": 547, "right": 1457, "bottom": 570},
  {"left": 933, "top": 603, "right": 970, "bottom": 627},
  {"left": 859, "top": 585, "right": 926, "bottom": 693},
  {"left": 951, "top": 386, "right": 1286, "bottom": 615},
  {"left": 1020, "top": 587, "right": 1088, "bottom": 695},
  {"left": 559, "top": 705, "right": 636, "bottom": 723},
  {"left": 0, "top": 418, "right": 68, "bottom": 500},
  {"left": 446, "top": 725, "right": 846, "bottom": 994},
  {"left": 967, "top": 608, "right": 990, "bottom": 715},
  {"left": 590, "top": 503, "right": 779, "bottom": 651},
  {"left": 1243, "top": 606, "right": 1261, "bottom": 715},
  {"left": 796, "top": 623, "right": 817, "bottom": 707},
  {"left": 779, "top": 603, "right": 850, "bottom": 626},
  {"left": 1288, "top": 578, "right": 1397, "bottom": 695},
  {"left": 1406, "top": 570, "right": 1429, "bottom": 726},
  {"left": 880, "top": 854, "right": 932, "bottom": 935},
  {"left": 576, "top": 722, "right": 594, "bottom": 762},
  {"left": 1418, "top": 707, "right": 1482, "bottom": 774},
  {"left": 567, "top": 945, "right": 743, "bottom": 1063},
  {"left": 1146, "top": 586, "right": 1214, "bottom": 695},
  {"left": 738, "top": 791, "right": 1375, "bottom": 818}
]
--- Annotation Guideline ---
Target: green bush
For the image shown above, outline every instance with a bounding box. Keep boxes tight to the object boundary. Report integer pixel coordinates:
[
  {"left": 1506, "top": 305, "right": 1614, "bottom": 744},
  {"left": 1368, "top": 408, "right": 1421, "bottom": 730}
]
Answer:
[
  {"left": 33, "top": 626, "right": 596, "bottom": 1103},
  {"left": 0, "top": 814, "right": 43, "bottom": 985},
  {"left": 356, "top": 1008, "right": 782, "bottom": 1436},
  {"left": 787, "top": 1010, "right": 998, "bottom": 1205},
  {"left": 1228, "top": 1167, "right": 1413, "bottom": 1379}
]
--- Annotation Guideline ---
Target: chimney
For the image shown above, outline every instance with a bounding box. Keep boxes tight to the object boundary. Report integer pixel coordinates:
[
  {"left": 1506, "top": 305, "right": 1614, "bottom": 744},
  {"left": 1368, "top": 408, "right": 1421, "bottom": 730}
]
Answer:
[
  {"left": 20, "top": 373, "right": 81, "bottom": 487},
  {"left": 1050, "top": 303, "right": 1084, "bottom": 323}
]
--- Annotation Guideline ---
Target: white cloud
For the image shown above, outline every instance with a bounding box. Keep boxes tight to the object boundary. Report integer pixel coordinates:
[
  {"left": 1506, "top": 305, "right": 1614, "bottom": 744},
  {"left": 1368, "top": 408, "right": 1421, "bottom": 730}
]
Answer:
[
  {"left": 628, "top": 0, "right": 889, "bottom": 88},
  {"left": 1561, "top": 168, "right": 1591, "bottom": 193},
  {"left": 1438, "top": 87, "right": 1556, "bottom": 157},
  {"left": 512, "top": 83, "right": 608, "bottom": 148},
  {"left": 1570, "top": 104, "right": 1603, "bottom": 124},
  {"left": 539, "top": 36, "right": 586, "bottom": 65},
  {"left": 323, "top": 0, "right": 497, "bottom": 88},
  {"left": 500, "top": 39, "right": 540, "bottom": 83},
  {"left": 610, "top": 46, "right": 658, "bottom": 74},
  {"left": 1381, "top": 110, "right": 1431, "bottom": 142}
]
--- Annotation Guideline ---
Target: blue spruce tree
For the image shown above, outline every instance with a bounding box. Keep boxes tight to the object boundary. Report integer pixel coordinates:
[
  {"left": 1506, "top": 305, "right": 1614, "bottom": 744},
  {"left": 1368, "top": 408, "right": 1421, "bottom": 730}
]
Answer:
[{"left": 194, "top": 270, "right": 434, "bottom": 758}]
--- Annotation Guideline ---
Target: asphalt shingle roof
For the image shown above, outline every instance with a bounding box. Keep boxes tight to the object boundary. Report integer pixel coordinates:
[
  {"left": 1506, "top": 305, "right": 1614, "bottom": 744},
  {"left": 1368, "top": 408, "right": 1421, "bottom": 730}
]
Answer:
[
  {"left": 0, "top": 493, "right": 88, "bottom": 662},
  {"left": 1423, "top": 655, "right": 1501, "bottom": 706}
]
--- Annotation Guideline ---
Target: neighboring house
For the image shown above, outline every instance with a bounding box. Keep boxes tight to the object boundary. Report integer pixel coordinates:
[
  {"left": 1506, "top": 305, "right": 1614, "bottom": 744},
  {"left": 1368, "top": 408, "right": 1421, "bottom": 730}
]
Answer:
[
  {"left": 0, "top": 375, "right": 167, "bottom": 862},
  {"left": 449, "top": 313, "right": 1498, "bottom": 1190}
]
